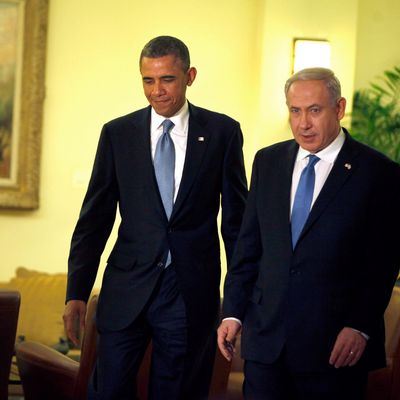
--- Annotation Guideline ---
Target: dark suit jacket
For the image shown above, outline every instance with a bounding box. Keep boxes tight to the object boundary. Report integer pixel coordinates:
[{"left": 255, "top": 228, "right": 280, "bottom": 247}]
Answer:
[
  {"left": 67, "top": 103, "right": 247, "bottom": 337},
  {"left": 223, "top": 130, "right": 400, "bottom": 372}
]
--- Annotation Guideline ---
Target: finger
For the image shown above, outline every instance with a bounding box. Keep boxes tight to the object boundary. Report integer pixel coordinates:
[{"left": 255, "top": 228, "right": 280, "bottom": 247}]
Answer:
[
  {"left": 334, "top": 347, "right": 353, "bottom": 368},
  {"left": 218, "top": 324, "right": 238, "bottom": 361},
  {"left": 64, "top": 314, "right": 80, "bottom": 346},
  {"left": 341, "top": 350, "right": 356, "bottom": 367},
  {"left": 348, "top": 351, "right": 360, "bottom": 367},
  {"left": 329, "top": 342, "right": 343, "bottom": 366},
  {"left": 65, "top": 323, "right": 78, "bottom": 346},
  {"left": 330, "top": 340, "right": 351, "bottom": 368},
  {"left": 217, "top": 327, "right": 231, "bottom": 361},
  {"left": 79, "top": 308, "right": 86, "bottom": 332},
  {"left": 218, "top": 342, "right": 233, "bottom": 361},
  {"left": 349, "top": 343, "right": 366, "bottom": 367}
]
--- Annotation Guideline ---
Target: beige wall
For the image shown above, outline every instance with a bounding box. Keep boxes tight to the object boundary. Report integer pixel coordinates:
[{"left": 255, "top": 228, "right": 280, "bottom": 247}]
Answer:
[
  {"left": 254, "top": 0, "right": 358, "bottom": 150},
  {"left": 354, "top": 0, "right": 400, "bottom": 90},
  {"left": 0, "top": 0, "right": 262, "bottom": 285},
  {"left": 0, "top": 0, "right": 397, "bottom": 291}
]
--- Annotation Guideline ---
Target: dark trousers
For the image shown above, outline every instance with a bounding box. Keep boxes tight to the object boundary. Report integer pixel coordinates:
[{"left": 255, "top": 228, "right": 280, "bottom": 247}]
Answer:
[
  {"left": 243, "top": 348, "right": 368, "bottom": 400},
  {"left": 88, "top": 265, "right": 215, "bottom": 400}
]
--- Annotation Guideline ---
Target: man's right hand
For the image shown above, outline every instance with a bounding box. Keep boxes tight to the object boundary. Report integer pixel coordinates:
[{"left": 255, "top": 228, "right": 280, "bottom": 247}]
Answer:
[
  {"left": 217, "top": 319, "right": 242, "bottom": 361},
  {"left": 63, "top": 300, "right": 87, "bottom": 347}
]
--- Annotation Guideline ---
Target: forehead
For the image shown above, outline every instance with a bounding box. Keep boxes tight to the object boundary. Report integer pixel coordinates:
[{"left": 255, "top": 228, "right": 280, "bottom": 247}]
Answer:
[
  {"left": 140, "top": 55, "right": 184, "bottom": 75},
  {"left": 287, "top": 80, "right": 330, "bottom": 106}
]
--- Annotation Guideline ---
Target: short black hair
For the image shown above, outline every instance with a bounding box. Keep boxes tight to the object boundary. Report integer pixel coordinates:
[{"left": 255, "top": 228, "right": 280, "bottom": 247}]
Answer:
[{"left": 140, "top": 36, "right": 190, "bottom": 71}]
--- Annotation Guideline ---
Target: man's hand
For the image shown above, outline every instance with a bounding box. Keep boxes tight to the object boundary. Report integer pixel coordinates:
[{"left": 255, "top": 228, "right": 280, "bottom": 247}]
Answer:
[
  {"left": 329, "top": 327, "right": 367, "bottom": 368},
  {"left": 63, "top": 300, "right": 87, "bottom": 347},
  {"left": 217, "top": 319, "right": 242, "bottom": 361}
]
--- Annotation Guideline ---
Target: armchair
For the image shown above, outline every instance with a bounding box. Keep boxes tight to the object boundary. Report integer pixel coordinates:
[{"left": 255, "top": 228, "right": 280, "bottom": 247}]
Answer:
[
  {"left": 0, "top": 290, "right": 21, "bottom": 400},
  {"left": 367, "top": 286, "right": 400, "bottom": 400},
  {"left": 16, "top": 294, "right": 232, "bottom": 399},
  {"left": 16, "top": 294, "right": 98, "bottom": 400}
]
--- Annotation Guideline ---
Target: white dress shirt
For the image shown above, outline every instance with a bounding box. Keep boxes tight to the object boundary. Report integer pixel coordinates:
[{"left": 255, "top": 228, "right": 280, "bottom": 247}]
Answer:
[
  {"left": 151, "top": 101, "right": 189, "bottom": 202},
  {"left": 290, "top": 129, "right": 345, "bottom": 216}
]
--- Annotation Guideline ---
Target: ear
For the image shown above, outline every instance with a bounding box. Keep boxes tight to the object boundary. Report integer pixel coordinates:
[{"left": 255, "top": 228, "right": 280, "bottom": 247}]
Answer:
[
  {"left": 336, "top": 97, "right": 346, "bottom": 120},
  {"left": 187, "top": 67, "right": 197, "bottom": 86}
]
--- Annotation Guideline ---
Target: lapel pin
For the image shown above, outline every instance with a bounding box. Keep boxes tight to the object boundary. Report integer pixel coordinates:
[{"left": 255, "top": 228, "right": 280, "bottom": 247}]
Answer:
[
  {"left": 198, "top": 136, "right": 205, "bottom": 142},
  {"left": 344, "top": 163, "right": 352, "bottom": 170}
]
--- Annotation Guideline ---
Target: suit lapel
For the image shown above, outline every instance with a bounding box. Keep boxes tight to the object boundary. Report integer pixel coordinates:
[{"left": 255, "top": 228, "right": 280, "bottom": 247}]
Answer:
[
  {"left": 171, "top": 104, "right": 209, "bottom": 219},
  {"left": 131, "top": 106, "right": 167, "bottom": 220},
  {"left": 299, "top": 131, "right": 360, "bottom": 242},
  {"left": 278, "top": 140, "right": 299, "bottom": 223},
  {"left": 279, "top": 141, "right": 299, "bottom": 247}
]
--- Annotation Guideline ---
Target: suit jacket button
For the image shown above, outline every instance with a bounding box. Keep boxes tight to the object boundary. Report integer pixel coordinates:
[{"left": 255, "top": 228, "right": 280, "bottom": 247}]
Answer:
[{"left": 157, "top": 262, "right": 164, "bottom": 268}]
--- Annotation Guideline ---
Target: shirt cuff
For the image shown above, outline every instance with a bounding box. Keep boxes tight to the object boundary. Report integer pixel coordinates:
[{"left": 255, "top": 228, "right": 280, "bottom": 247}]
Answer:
[
  {"left": 352, "top": 328, "right": 369, "bottom": 340},
  {"left": 223, "top": 317, "right": 242, "bottom": 326}
]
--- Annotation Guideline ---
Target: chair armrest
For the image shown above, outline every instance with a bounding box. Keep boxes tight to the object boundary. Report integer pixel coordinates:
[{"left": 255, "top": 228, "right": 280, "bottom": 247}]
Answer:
[{"left": 16, "top": 341, "right": 79, "bottom": 400}]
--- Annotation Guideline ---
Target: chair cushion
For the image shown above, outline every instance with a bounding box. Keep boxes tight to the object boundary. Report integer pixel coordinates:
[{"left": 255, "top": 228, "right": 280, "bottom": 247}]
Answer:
[{"left": 0, "top": 267, "right": 67, "bottom": 346}]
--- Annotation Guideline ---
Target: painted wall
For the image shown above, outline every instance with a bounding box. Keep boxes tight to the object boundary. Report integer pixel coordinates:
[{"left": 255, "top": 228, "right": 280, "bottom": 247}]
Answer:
[
  {"left": 254, "top": 0, "right": 358, "bottom": 151},
  {"left": 2, "top": 0, "right": 395, "bottom": 294},
  {"left": 0, "top": 0, "right": 262, "bottom": 285},
  {"left": 354, "top": 0, "right": 400, "bottom": 90}
]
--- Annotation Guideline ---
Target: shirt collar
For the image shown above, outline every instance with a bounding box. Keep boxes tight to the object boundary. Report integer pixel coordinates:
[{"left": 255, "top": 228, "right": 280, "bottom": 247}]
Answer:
[
  {"left": 151, "top": 101, "right": 189, "bottom": 137},
  {"left": 296, "top": 128, "right": 346, "bottom": 163}
]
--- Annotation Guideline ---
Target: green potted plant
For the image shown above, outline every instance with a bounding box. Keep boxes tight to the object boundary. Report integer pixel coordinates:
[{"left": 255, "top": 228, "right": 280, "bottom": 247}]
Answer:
[
  {"left": 351, "top": 65, "right": 400, "bottom": 163},
  {"left": 351, "top": 66, "right": 400, "bottom": 283}
]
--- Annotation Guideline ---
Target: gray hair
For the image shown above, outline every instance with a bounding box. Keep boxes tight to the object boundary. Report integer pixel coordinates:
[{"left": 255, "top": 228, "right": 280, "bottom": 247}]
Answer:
[
  {"left": 140, "top": 36, "right": 190, "bottom": 72},
  {"left": 285, "top": 67, "right": 341, "bottom": 104}
]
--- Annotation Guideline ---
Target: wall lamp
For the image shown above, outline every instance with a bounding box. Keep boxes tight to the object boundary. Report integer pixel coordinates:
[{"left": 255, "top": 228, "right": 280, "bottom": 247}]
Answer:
[{"left": 292, "top": 38, "right": 331, "bottom": 73}]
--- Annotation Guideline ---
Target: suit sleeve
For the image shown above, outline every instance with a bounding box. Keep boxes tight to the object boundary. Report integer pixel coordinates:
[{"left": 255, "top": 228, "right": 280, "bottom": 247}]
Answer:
[
  {"left": 220, "top": 122, "right": 248, "bottom": 265},
  {"left": 223, "top": 152, "right": 263, "bottom": 320},
  {"left": 66, "top": 125, "right": 118, "bottom": 303}
]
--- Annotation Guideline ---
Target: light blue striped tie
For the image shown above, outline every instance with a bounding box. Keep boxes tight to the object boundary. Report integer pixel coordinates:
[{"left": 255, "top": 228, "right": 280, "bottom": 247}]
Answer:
[
  {"left": 291, "top": 154, "right": 320, "bottom": 248},
  {"left": 154, "top": 119, "right": 175, "bottom": 266},
  {"left": 154, "top": 119, "right": 175, "bottom": 218}
]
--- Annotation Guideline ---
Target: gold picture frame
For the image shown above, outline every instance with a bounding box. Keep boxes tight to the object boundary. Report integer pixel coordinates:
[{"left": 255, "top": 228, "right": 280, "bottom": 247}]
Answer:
[{"left": 0, "top": 0, "right": 48, "bottom": 209}]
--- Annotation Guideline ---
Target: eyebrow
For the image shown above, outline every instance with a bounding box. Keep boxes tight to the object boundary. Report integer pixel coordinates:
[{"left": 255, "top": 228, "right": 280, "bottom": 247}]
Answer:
[
  {"left": 289, "top": 103, "right": 321, "bottom": 109},
  {"left": 142, "top": 75, "right": 177, "bottom": 80}
]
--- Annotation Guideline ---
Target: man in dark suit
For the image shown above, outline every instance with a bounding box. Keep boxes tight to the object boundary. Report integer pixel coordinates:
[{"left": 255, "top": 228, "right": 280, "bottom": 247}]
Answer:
[
  {"left": 218, "top": 67, "right": 400, "bottom": 400},
  {"left": 63, "top": 36, "right": 247, "bottom": 400}
]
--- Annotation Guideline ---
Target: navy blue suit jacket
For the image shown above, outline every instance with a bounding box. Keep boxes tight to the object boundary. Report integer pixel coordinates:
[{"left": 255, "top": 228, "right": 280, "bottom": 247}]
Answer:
[
  {"left": 223, "top": 130, "right": 400, "bottom": 372},
  {"left": 67, "top": 103, "right": 247, "bottom": 336}
]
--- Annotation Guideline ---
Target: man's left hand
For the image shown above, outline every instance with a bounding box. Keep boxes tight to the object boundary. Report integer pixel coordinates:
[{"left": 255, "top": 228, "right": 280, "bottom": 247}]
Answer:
[{"left": 329, "top": 327, "right": 367, "bottom": 368}]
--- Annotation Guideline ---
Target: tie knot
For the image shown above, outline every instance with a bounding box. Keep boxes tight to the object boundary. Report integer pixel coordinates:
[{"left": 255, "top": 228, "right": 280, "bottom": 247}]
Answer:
[
  {"left": 307, "top": 154, "right": 320, "bottom": 168},
  {"left": 162, "top": 119, "right": 174, "bottom": 134}
]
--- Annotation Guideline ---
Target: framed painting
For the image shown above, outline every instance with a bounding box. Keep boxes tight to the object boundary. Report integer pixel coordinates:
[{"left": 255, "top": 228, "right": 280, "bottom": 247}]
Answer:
[{"left": 0, "top": 0, "right": 48, "bottom": 209}]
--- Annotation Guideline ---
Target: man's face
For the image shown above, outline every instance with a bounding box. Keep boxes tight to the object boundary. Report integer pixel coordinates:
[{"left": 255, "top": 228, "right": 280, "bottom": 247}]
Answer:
[
  {"left": 286, "top": 80, "right": 346, "bottom": 153},
  {"left": 140, "top": 55, "right": 196, "bottom": 118}
]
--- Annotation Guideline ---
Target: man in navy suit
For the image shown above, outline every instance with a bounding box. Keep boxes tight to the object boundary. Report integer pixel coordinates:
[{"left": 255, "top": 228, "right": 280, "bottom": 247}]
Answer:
[
  {"left": 63, "top": 36, "right": 247, "bottom": 399},
  {"left": 218, "top": 68, "right": 400, "bottom": 399}
]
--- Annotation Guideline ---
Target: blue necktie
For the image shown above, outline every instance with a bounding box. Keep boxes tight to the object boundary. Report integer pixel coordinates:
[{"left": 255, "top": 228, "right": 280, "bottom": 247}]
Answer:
[
  {"left": 154, "top": 119, "right": 175, "bottom": 219},
  {"left": 291, "top": 154, "right": 320, "bottom": 248},
  {"left": 154, "top": 119, "right": 175, "bottom": 267}
]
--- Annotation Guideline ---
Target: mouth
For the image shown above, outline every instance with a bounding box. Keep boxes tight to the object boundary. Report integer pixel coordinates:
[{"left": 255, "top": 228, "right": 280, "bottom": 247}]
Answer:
[
  {"left": 299, "top": 132, "right": 316, "bottom": 139},
  {"left": 152, "top": 98, "right": 170, "bottom": 104}
]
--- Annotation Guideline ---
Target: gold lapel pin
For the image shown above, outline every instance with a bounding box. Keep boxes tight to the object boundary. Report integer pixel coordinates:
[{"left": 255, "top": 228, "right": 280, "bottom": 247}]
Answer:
[
  {"left": 344, "top": 163, "right": 352, "bottom": 170},
  {"left": 198, "top": 137, "right": 205, "bottom": 142}
]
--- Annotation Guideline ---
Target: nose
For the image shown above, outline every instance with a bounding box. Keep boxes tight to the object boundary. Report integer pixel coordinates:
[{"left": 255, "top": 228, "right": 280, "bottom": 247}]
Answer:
[
  {"left": 152, "top": 81, "right": 165, "bottom": 96},
  {"left": 299, "top": 112, "right": 311, "bottom": 130}
]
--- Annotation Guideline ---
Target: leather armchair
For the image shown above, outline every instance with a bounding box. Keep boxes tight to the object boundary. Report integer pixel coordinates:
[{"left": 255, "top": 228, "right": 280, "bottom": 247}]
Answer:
[
  {"left": 16, "top": 294, "right": 231, "bottom": 399},
  {"left": 16, "top": 294, "right": 98, "bottom": 400},
  {"left": 0, "top": 290, "right": 21, "bottom": 400},
  {"left": 367, "top": 285, "right": 400, "bottom": 400}
]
